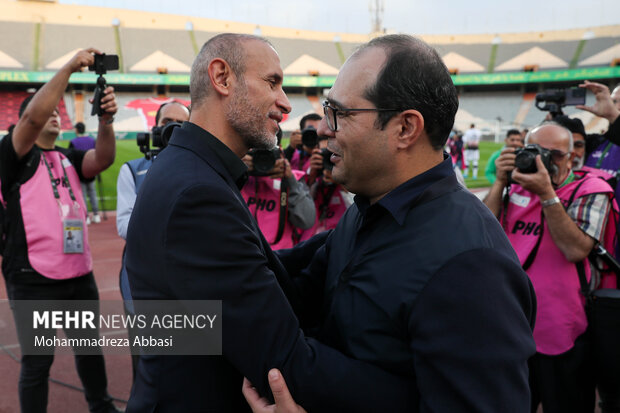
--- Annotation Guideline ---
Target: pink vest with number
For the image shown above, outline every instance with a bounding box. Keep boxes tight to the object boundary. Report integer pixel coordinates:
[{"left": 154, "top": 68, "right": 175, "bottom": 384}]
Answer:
[
  {"left": 241, "top": 171, "right": 306, "bottom": 250},
  {"left": 19, "top": 150, "right": 92, "bottom": 279},
  {"left": 505, "top": 174, "right": 613, "bottom": 355}
]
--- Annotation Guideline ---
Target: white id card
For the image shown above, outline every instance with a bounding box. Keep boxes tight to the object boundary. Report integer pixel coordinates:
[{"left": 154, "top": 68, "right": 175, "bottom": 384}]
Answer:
[{"left": 63, "top": 219, "right": 84, "bottom": 254}]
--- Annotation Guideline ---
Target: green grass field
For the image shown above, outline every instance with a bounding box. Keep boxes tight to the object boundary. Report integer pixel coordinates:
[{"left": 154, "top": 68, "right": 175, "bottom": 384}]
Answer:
[
  {"left": 463, "top": 141, "right": 503, "bottom": 189},
  {"left": 59, "top": 138, "right": 503, "bottom": 210}
]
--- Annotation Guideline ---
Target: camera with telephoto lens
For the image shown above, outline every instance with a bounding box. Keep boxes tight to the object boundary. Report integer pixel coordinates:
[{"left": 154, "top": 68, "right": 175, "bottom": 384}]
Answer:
[
  {"left": 137, "top": 122, "right": 181, "bottom": 160},
  {"left": 248, "top": 147, "right": 282, "bottom": 176},
  {"left": 321, "top": 148, "right": 334, "bottom": 171},
  {"left": 302, "top": 126, "right": 319, "bottom": 148},
  {"left": 535, "top": 87, "right": 586, "bottom": 117},
  {"left": 88, "top": 53, "right": 119, "bottom": 117}
]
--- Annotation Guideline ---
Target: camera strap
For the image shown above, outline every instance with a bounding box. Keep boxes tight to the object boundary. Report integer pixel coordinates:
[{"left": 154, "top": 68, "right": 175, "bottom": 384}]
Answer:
[
  {"left": 522, "top": 208, "right": 545, "bottom": 272},
  {"left": 272, "top": 178, "right": 289, "bottom": 245},
  {"left": 318, "top": 183, "right": 337, "bottom": 222}
]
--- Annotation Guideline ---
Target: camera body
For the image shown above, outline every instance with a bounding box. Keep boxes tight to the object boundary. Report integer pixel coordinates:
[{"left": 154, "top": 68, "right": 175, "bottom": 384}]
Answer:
[
  {"left": 248, "top": 148, "right": 282, "bottom": 176},
  {"left": 88, "top": 54, "right": 119, "bottom": 75},
  {"left": 301, "top": 126, "right": 318, "bottom": 148},
  {"left": 535, "top": 87, "right": 586, "bottom": 116},
  {"left": 137, "top": 122, "right": 181, "bottom": 160},
  {"left": 514, "top": 144, "right": 553, "bottom": 174},
  {"left": 321, "top": 148, "right": 334, "bottom": 172}
]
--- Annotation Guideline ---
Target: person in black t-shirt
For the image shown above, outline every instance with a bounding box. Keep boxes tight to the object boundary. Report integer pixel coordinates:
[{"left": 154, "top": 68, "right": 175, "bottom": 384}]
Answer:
[{"left": 0, "top": 48, "right": 121, "bottom": 413}]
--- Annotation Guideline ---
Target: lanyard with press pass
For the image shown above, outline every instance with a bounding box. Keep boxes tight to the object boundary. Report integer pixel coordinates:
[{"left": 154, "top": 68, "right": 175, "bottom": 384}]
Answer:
[{"left": 42, "top": 151, "right": 85, "bottom": 254}]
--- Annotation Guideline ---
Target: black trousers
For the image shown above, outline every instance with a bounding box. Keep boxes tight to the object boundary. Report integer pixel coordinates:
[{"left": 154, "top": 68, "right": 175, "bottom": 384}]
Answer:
[
  {"left": 589, "top": 296, "right": 620, "bottom": 413},
  {"left": 6, "top": 272, "right": 114, "bottom": 413},
  {"left": 529, "top": 333, "right": 595, "bottom": 413}
]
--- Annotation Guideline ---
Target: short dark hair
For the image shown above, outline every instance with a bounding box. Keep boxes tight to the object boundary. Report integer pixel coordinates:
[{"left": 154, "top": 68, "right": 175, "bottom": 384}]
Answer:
[
  {"left": 552, "top": 115, "right": 586, "bottom": 138},
  {"left": 155, "top": 101, "right": 190, "bottom": 125},
  {"left": 19, "top": 95, "right": 34, "bottom": 118},
  {"left": 506, "top": 129, "right": 521, "bottom": 138},
  {"left": 75, "top": 122, "right": 85, "bottom": 134},
  {"left": 358, "top": 35, "right": 459, "bottom": 150},
  {"left": 190, "top": 33, "right": 272, "bottom": 109},
  {"left": 300, "top": 113, "right": 322, "bottom": 130}
]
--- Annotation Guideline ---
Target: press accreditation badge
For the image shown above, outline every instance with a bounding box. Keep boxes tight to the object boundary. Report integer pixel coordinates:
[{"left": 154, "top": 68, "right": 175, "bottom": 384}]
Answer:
[
  {"left": 63, "top": 219, "right": 84, "bottom": 254},
  {"left": 509, "top": 192, "right": 531, "bottom": 208}
]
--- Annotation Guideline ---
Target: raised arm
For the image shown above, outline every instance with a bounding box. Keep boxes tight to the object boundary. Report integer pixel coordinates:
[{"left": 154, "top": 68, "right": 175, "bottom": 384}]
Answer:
[{"left": 13, "top": 48, "right": 100, "bottom": 159}]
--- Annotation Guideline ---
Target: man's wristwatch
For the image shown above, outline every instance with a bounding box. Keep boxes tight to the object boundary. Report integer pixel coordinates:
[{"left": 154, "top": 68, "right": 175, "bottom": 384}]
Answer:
[
  {"left": 99, "top": 116, "right": 114, "bottom": 125},
  {"left": 541, "top": 196, "right": 560, "bottom": 208}
]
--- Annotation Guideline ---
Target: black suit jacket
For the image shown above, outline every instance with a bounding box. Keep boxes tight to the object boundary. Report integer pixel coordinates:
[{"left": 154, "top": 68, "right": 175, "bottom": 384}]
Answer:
[{"left": 125, "top": 123, "right": 415, "bottom": 413}]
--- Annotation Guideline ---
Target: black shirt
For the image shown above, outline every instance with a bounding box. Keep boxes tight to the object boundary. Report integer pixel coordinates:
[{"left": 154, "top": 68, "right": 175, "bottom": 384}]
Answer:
[
  {"left": 286, "top": 156, "right": 536, "bottom": 411},
  {"left": 180, "top": 122, "right": 248, "bottom": 190}
]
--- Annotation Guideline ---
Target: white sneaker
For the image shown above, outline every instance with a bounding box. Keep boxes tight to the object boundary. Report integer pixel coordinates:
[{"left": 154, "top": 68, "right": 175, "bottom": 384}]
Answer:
[
  {"left": 86, "top": 217, "right": 91, "bottom": 225},
  {"left": 92, "top": 214, "right": 101, "bottom": 224}
]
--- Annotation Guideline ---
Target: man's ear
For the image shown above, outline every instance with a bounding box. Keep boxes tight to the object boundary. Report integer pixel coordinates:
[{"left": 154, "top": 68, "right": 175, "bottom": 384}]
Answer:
[
  {"left": 208, "top": 58, "right": 233, "bottom": 97},
  {"left": 394, "top": 109, "right": 425, "bottom": 150}
]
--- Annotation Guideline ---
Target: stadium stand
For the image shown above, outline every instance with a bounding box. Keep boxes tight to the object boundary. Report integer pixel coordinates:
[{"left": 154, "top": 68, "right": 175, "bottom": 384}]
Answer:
[
  {"left": 0, "top": 0, "right": 617, "bottom": 138},
  {"left": 580, "top": 37, "right": 620, "bottom": 67},
  {"left": 41, "top": 25, "right": 116, "bottom": 71},
  {"left": 434, "top": 43, "right": 492, "bottom": 73},
  {"left": 455, "top": 91, "right": 523, "bottom": 131},
  {"left": 0, "top": 21, "right": 34, "bottom": 70},
  {"left": 266, "top": 37, "right": 343, "bottom": 72},
  {"left": 0, "top": 90, "right": 72, "bottom": 131},
  {"left": 121, "top": 28, "right": 195, "bottom": 73}
]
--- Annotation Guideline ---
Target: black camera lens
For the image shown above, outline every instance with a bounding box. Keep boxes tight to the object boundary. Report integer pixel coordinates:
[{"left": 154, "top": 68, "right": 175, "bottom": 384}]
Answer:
[
  {"left": 302, "top": 126, "right": 318, "bottom": 148},
  {"left": 152, "top": 122, "right": 181, "bottom": 149},
  {"left": 514, "top": 150, "right": 538, "bottom": 173},
  {"left": 249, "top": 148, "right": 281, "bottom": 176},
  {"left": 136, "top": 132, "right": 149, "bottom": 147},
  {"left": 513, "top": 144, "right": 553, "bottom": 175}
]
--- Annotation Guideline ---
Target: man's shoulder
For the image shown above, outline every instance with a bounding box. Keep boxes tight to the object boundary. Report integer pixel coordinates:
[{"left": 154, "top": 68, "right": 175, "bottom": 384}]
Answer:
[
  {"left": 141, "top": 147, "right": 239, "bottom": 206},
  {"left": 489, "top": 148, "right": 502, "bottom": 158},
  {"left": 418, "top": 189, "right": 513, "bottom": 250},
  {"left": 567, "top": 172, "right": 615, "bottom": 197}
]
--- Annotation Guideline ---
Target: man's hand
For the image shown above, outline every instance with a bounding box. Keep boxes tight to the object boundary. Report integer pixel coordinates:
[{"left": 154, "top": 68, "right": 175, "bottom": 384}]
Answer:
[
  {"left": 242, "top": 369, "right": 307, "bottom": 413},
  {"left": 64, "top": 48, "right": 100, "bottom": 74},
  {"left": 242, "top": 154, "right": 254, "bottom": 171},
  {"left": 494, "top": 147, "right": 517, "bottom": 186},
  {"left": 95, "top": 85, "right": 118, "bottom": 123},
  {"left": 510, "top": 155, "right": 555, "bottom": 199},
  {"left": 304, "top": 147, "right": 323, "bottom": 185},
  {"left": 309, "top": 148, "right": 324, "bottom": 173},
  {"left": 289, "top": 130, "right": 302, "bottom": 150},
  {"left": 577, "top": 80, "right": 620, "bottom": 123},
  {"left": 269, "top": 158, "right": 293, "bottom": 180}
]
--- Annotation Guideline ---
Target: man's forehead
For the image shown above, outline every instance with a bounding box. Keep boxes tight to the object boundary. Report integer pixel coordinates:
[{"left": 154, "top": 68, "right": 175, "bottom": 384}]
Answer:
[
  {"left": 161, "top": 103, "right": 188, "bottom": 117},
  {"left": 531, "top": 124, "right": 570, "bottom": 145},
  {"left": 245, "top": 40, "right": 279, "bottom": 63}
]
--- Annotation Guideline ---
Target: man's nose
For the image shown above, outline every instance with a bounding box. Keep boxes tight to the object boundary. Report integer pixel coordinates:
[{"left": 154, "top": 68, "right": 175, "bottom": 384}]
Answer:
[
  {"left": 317, "top": 117, "right": 333, "bottom": 138},
  {"left": 277, "top": 88, "right": 291, "bottom": 115}
]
